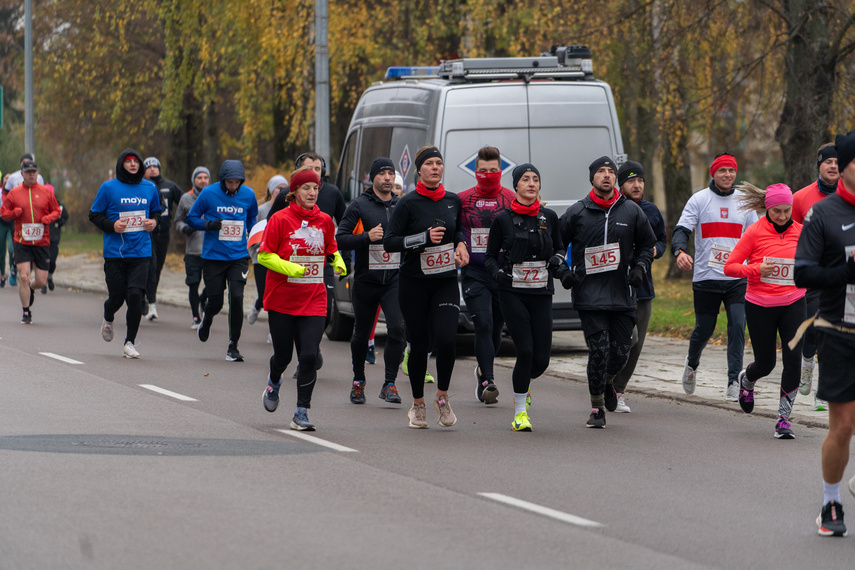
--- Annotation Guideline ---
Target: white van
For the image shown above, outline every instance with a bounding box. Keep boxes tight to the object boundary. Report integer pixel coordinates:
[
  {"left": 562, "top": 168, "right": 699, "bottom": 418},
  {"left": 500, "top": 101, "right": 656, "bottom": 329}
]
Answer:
[{"left": 327, "top": 46, "right": 626, "bottom": 340}]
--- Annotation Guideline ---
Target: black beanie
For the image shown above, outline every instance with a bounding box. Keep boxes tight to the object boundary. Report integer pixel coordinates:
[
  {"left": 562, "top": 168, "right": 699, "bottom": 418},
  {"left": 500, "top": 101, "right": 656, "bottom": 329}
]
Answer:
[
  {"left": 617, "top": 161, "right": 645, "bottom": 188},
  {"left": 369, "top": 157, "right": 395, "bottom": 182},
  {"left": 818, "top": 146, "right": 838, "bottom": 169},
  {"left": 589, "top": 156, "right": 617, "bottom": 184},
  {"left": 512, "top": 163, "right": 541, "bottom": 190},
  {"left": 835, "top": 130, "right": 855, "bottom": 173}
]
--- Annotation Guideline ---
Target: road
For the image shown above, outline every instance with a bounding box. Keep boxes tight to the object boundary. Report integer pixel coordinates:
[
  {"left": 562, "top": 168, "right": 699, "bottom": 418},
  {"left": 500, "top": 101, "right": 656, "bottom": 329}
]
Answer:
[{"left": 0, "top": 285, "right": 852, "bottom": 569}]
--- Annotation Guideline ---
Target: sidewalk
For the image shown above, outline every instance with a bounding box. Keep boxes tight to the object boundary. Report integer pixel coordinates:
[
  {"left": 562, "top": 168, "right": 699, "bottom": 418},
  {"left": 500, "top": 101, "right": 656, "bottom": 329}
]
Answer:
[{"left": 56, "top": 253, "right": 829, "bottom": 429}]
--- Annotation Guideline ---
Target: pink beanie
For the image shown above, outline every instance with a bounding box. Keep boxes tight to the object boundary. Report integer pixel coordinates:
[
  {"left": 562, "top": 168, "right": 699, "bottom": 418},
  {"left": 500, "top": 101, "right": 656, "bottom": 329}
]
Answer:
[{"left": 765, "top": 183, "right": 792, "bottom": 209}]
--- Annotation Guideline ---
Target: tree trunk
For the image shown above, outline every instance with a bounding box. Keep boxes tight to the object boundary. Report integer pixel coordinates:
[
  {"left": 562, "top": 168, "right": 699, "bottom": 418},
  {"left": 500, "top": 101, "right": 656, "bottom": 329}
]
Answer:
[{"left": 663, "top": 115, "right": 693, "bottom": 280}]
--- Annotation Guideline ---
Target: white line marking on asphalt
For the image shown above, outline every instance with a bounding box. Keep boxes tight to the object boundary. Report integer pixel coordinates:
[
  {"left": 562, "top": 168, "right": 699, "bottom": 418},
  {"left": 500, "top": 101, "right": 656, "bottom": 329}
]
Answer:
[
  {"left": 275, "top": 429, "right": 358, "bottom": 452},
  {"left": 479, "top": 493, "right": 604, "bottom": 528},
  {"left": 39, "top": 352, "right": 83, "bottom": 365},
  {"left": 139, "top": 384, "right": 198, "bottom": 402}
]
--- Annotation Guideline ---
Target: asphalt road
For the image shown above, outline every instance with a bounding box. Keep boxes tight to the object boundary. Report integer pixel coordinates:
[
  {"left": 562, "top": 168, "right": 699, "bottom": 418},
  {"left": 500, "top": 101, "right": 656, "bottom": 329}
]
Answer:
[{"left": 0, "top": 285, "right": 853, "bottom": 569}]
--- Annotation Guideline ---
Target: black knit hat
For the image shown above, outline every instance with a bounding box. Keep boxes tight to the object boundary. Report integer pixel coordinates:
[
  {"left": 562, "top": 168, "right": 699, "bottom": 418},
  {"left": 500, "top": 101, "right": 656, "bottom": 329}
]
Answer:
[
  {"left": 589, "top": 156, "right": 617, "bottom": 184},
  {"left": 617, "top": 161, "right": 645, "bottom": 188},
  {"left": 512, "top": 163, "right": 541, "bottom": 191},
  {"left": 369, "top": 157, "right": 395, "bottom": 182},
  {"left": 835, "top": 130, "right": 855, "bottom": 173},
  {"left": 818, "top": 146, "right": 838, "bottom": 169}
]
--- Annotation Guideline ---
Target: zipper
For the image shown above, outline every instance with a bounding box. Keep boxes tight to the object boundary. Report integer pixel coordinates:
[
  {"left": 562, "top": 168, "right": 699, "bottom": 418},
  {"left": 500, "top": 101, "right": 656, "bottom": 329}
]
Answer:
[{"left": 28, "top": 185, "right": 35, "bottom": 227}]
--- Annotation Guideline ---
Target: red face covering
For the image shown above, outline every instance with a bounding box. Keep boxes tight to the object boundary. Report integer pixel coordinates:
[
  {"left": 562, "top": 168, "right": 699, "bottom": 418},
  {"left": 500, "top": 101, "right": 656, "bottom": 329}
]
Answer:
[
  {"left": 510, "top": 199, "right": 541, "bottom": 216},
  {"left": 416, "top": 180, "right": 446, "bottom": 201},
  {"left": 475, "top": 171, "right": 502, "bottom": 197}
]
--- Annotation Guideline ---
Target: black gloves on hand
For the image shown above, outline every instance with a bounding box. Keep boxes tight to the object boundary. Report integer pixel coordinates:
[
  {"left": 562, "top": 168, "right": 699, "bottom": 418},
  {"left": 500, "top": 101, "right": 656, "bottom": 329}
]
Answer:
[
  {"left": 206, "top": 220, "right": 223, "bottom": 231},
  {"left": 181, "top": 224, "right": 195, "bottom": 236},
  {"left": 494, "top": 270, "right": 513, "bottom": 286},
  {"left": 546, "top": 254, "right": 565, "bottom": 272},
  {"left": 628, "top": 263, "right": 646, "bottom": 287},
  {"left": 560, "top": 270, "right": 579, "bottom": 290}
]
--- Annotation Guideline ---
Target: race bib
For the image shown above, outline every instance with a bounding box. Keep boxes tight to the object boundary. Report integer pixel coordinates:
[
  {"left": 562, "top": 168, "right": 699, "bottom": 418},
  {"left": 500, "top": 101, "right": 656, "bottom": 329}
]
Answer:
[
  {"left": 218, "top": 220, "right": 244, "bottom": 242},
  {"left": 470, "top": 228, "right": 490, "bottom": 254},
  {"left": 368, "top": 244, "right": 400, "bottom": 270},
  {"left": 708, "top": 243, "right": 733, "bottom": 271},
  {"left": 584, "top": 243, "right": 621, "bottom": 275},
  {"left": 21, "top": 223, "right": 44, "bottom": 242},
  {"left": 846, "top": 246, "right": 855, "bottom": 325},
  {"left": 420, "top": 243, "right": 454, "bottom": 275},
  {"left": 760, "top": 257, "right": 795, "bottom": 286},
  {"left": 288, "top": 255, "right": 324, "bottom": 284},
  {"left": 512, "top": 261, "right": 548, "bottom": 289},
  {"left": 119, "top": 210, "right": 146, "bottom": 233}
]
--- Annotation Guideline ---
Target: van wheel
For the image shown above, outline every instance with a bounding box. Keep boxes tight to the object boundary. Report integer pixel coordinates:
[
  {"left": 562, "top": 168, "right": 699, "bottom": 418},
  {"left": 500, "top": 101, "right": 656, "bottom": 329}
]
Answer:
[{"left": 325, "top": 297, "right": 354, "bottom": 341}]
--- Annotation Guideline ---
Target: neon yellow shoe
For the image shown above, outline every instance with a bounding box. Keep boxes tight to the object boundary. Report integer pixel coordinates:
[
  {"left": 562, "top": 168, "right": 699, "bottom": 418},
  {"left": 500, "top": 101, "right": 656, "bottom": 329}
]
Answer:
[
  {"left": 425, "top": 370, "right": 435, "bottom": 383},
  {"left": 402, "top": 347, "right": 409, "bottom": 376},
  {"left": 512, "top": 411, "right": 532, "bottom": 432},
  {"left": 526, "top": 390, "right": 532, "bottom": 412}
]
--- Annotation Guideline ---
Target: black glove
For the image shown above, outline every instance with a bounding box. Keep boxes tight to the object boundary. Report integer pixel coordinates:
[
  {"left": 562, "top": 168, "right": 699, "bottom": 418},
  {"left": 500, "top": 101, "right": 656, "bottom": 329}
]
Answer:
[
  {"left": 206, "top": 220, "right": 223, "bottom": 231},
  {"left": 494, "top": 270, "right": 513, "bottom": 286},
  {"left": 546, "top": 254, "right": 565, "bottom": 272},
  {"left": 181, "top": 224, "right": 195, "bottom": 236},
  {"left": 628, "top": 263, "right": 646, "bottom": 288},
  {"left": 560, "top": 270, "right": 579, "bottom": 290}
]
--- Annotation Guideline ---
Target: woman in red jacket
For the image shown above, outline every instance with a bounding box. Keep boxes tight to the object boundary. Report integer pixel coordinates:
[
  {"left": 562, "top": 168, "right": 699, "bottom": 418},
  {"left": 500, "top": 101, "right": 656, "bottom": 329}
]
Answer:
[
  {"left": 724, "top": 183, "right": 805, "bottom": 439},
  {"left": 258, "top": 167, "right": 346, "bottom": 431}
]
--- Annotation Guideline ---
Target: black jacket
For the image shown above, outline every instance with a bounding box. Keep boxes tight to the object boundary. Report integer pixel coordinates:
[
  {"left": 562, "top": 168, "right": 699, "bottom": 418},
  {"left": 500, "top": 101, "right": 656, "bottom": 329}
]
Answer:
[
  {"left": 559, "top": 193, "right": 656, "bottom": 311},
  {"left": 49, "top": 200, "right": 69, "bottom": 243},
  {"left": 634, "top": 199, "right": 667, "bottom": 301},
  {"left": 336, "top": 189, "right": 399, "bottom": 285},
  {"left": 149, "top": 175, "right": 183, "bottom": 232}
]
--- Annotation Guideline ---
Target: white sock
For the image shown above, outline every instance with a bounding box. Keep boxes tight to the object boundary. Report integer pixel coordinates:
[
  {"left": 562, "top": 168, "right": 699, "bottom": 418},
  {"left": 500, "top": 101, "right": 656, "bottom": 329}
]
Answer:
[
  {"left": 514, "top": 393, "right": 528, "bottom": 415},
  {"left": 823, "top": 481, "right": 841, "bottom": 505},
  {"left": 368, "top": 339, "right": 375, "bottom": 348},
  {"left": 803, "top": 356, "right": 815, "bottom": 370}
]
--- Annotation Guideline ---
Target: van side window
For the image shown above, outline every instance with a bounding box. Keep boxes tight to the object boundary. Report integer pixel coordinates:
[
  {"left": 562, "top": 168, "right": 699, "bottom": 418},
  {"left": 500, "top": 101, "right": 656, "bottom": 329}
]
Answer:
[{"left": 337, "top": 130, "right": 360, "bottom": 202}]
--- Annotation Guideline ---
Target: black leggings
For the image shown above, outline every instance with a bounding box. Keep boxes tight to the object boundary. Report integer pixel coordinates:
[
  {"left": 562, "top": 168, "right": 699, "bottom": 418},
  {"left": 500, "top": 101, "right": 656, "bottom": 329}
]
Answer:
[
  {"left": 744, "top": 298, "right": 805, "bottom": 395},
  {"left": 104, "top": 286, "right": 144, "bottom": 345},
  {"left": 464, "top": 280, "right": 504, "bottom": 381},
  {"left": 351, "top": 281, "right": 406, "bottom": 383},
  {"left": 398, "top": 274, "right": 460, "bottom": 399},
  {"left": 189, "top": 285, "right": 207, "bottom": 320},
  {"left": 253, "top": 263, "right": 268, "bottom": 311},
  {"left": 498, "top": 290, "right": 551, "bottom": 394},
  {"left": 204, "top": 281, "right": 245, "bottom": 343},
  {"left": 268, "top": 310, "right": 325, "bottom": 409},
  {"left": 802, "top": 289, "right": 820, "bottom": 359},
  {"left": 579, "top": 310, "right": 634, "bottom": 404}
]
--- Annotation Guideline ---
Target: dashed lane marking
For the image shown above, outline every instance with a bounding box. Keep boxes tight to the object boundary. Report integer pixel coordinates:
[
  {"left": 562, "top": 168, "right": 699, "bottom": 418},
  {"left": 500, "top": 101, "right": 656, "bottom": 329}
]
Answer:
[
  {"left": 139, "top": 384, "right": 198, "bottom": 402},
  {"left": 39, "top": 352, "right": 83, "bottom": 365},
  {"left": 479, "top": 493, "right": 604, "bottom": 528},
  {"left": 275, "top": 429, "right": 358, "bottom": 453}
]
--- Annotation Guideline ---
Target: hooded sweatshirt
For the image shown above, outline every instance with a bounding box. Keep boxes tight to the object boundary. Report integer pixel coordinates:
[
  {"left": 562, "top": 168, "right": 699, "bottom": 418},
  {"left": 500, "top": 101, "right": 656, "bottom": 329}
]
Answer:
[{"left": 186, "top": 160, "right": 258, "bottom": 261}]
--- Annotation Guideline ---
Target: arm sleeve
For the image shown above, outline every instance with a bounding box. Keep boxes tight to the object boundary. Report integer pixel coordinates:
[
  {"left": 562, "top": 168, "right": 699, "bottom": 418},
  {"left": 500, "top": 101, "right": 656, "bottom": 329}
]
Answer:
[
  {"left": 247, "top": 200, "right": 258, "bottom": 233},
  {"left": 0, "top": 197, "right": 14, "bottom": 221},
  {"left": 632, "top": 209, "right": 656, "bottom": 269},
  {"left": 548, "top": 211, "right": 569, "bottom": 279},
  {"left": 652, "top": 210, "right": 667, "bottom": 259},
  {"left": 383, "top": 200, "right": 409, "bottom": 252},
  {"left": 89, "top": 188, "right": 115, "bottom": 233},
  {"left": 453, "top": 197, "right": 465, "bottom": 247},
  {"left": 258, "top": 250, "right": 305, "bottom": 277},
  {"left": 174, "top": 197, "right": 189, "bottom": 233},
  {"left": 59, "top": 203, "right": 69, "bottom": 226},
  {"left": 723, "top": 232, "right": 758, "bottom": 279},
  {"left": 794, "top": 215, "right": 855, "bottom": 288},
  {"left": 671, "top": 226, "right": 692, "bottom": 256},
  {"left": 41, "top": 194, "right": 62, "bottom": 224},
  {"left": 335, "top": 201, "right": 370, "bottom": 250},
  {"left": 186, "top": 193, "right": 208, "bottom": 231},
  {"left": 672, "top": 195, "right": 698, "bottom": 255}
]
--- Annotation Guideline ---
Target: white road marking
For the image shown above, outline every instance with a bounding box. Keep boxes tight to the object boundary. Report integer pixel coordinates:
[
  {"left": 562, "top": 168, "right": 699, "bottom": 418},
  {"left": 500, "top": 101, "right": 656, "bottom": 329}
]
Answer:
[
  {"left": 275, "top": 429, "right": 358, "bottom": 452},
  {"left": 139, "top": 384, "right": 198, "bottom": 402},
  {"left": 39, "top": 352, "right": 83, "bottom": 365},
  {"left": 479, "top": 493, "right": 604, "bottom": 528}
]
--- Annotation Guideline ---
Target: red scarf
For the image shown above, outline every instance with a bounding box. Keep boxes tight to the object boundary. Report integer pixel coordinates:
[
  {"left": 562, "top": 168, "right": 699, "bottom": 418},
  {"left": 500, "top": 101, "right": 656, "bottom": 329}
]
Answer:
[
  {"left": 416, "top": 181, "right": 446, "bottom": 201},
  {"left": 475, "top": 171, "right": 503, "bottom": 198},
  {"left": 291, "top": 202, "right": 320, "bottom": 219},
  {"left": 589, "top": 188, "right": 619, "bottom": 209},
  {"left": 838, "top": 181, "right": 855, "bottom": 207},
  {"left": 510, "top": 199, "right": 540, "bottom": 216}
]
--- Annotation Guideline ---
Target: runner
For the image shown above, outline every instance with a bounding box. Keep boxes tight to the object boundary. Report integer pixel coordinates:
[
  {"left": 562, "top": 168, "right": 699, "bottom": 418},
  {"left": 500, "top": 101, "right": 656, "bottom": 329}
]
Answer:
[
  {"left": 247, "top": 175, "right": 287, "bottom": 327},
  {"left": 559, "top": 156, "right": 655, "bottom": 428},
  {"left": 186, "top": 160, "right": 258, "bottom": 362},
  {"left": 724, "top": 183, "right": 805, "bottom": 438},
  {"left": 260, "top": 166, "right": 346, "bottom": 430},
  {"left": 793, "top": 129, "right": 855, "bottom": 537},
  {"left": 484, "top": 163, "right": 570, "bottom": 430},
  {"left": 612, "top": 161, "right": 667, "bottom": 413},
  {"left": 0, "top": 160, "right": 62, "bottom": 323},
  {"left": 336, "top": 157, "right": 406, "bottom": 405},
  {"left": 384, "top": 146, "right": 469, "bottom": 428},
  {"left": 460, "top": 146, "right": 516, "bottom": 405},
  {"left": 174, "top": 166, "right": 210, "bottom": 329},
  {"left": 672, "top": 153, "right": 758, "bottom": 401},
  {"left": 42, "top": 195, "right": 69, "bottom": 293},
  {"left": 88, "top": 149, "right": 161, "bottom": 357},
  {"left": 793, "top": 143, "right": 838, "bottom": 411}
]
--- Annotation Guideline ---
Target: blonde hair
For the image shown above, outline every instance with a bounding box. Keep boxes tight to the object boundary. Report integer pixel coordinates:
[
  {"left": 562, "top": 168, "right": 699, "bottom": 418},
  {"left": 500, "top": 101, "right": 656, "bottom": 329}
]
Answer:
[{"left": 735, "top": 182, "right": 766, "bottom": 212}]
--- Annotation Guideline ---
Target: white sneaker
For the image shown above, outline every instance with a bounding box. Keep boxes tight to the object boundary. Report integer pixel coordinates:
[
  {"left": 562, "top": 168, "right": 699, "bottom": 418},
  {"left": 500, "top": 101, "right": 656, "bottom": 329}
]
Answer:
[
  {"left": 101, "top": 319, "right": 114, "bottom": 342},
  {"left": 146, "top": 303, "right": 158, "bottom": 321},
  {"left": 681, "top": 356, "right": 696, "bottom": 394},
  {"left": 725, "top": 383, "right": 739, "bottom": 401},
  {"left": 247, "top": 304, "right": 259, "bottom": 324},
  {"left": 614, "top": 393, "right": 631, "bottom": 413},
  {"left": 267, "top": 332, "right": 272, "bottom": 344},
  {"left": 799, "top": 356, "right": 815, "bottom": 396},
  {"left": 814, "top": 393, "right": 828, "bottom": 411},
  {"left": 123, "top": 341, "right": 140, "bottom": 359}
]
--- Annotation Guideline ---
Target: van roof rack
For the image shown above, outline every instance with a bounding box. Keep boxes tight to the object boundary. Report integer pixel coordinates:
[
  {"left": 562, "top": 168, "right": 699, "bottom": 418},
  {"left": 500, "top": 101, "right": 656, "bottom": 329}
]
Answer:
[{"left": 438, "top": 45, "right": 594, "bottom": 83}]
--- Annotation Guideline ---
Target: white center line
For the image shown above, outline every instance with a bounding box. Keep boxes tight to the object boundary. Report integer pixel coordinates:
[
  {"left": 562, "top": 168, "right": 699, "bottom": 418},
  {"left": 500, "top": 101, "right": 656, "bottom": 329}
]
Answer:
[
  {"left": 139, "top": 384, "right": 198, "bottom": 402},
  {"left": 479, "top": 493, "right": 604, "bottom": 528},
  {"left": 275, "top": 429, "right": 358, "bottom": 453},
  {"left": 39, "top": 352, "right": 83, "bottom": 365}
]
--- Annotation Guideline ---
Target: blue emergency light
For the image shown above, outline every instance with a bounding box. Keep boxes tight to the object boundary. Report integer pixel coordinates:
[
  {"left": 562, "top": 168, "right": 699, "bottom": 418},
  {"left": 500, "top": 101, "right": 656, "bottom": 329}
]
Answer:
[{"left": 385, "top": 66, "right": 441, "bottom": 80}]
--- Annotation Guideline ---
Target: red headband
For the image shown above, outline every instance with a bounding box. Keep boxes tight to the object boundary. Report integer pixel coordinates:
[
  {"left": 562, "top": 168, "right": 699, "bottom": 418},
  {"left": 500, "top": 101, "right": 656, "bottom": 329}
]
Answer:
[
  {"left": 709, "top": 155, "right": 737, "bottom": 177},
  {"left": 289, "top": 169, "right": 320, "bottom": 191}
]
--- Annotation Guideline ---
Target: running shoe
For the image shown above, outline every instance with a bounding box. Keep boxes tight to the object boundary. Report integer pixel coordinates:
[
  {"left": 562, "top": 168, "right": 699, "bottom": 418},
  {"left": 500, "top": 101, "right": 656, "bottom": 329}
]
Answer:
[
  {"left": 101, "top": 319, "right": 114, "bottom": 342},
  {"left": 9, "top": 271, "right": 17, "bottom": 286},
  {"left": 614, "top": 393, "right": 631, "bottom": 413},
  {"left": 225, "top": 342, "right": 244, "bottom": 362},
  {"left": 815, "top": 394, "right": 828, "bottom": 411},
  {"left": 290, "top": 409, "right": 315, "bottom": 431},
  {"left": 725, "top": 383, "right": 739, "bottom": 402},
  {"left": 40, "top": 286, "right": 47, "bottom": 294},
  {"left": 737, "top": 370, "right": 754, "bottom": 413},
  {"left": 799, "top": 356, "right": 814, "bottom": 395},
  {"left": 402, "top": 347, "right": 410, "bottom": 375},
  {"left": 512, "top": 411, "right": 532, "bottom": 432},
  {"left": 197, "top": 312, "right": 211, "bottom": 342},
  {"left": 350, "top": 380, "right": 366, "bottom": 404},
  {"left": 586, "top": 408, "right": 606, "bottom": 428},
  {"left": 191, "top": 317, "right": 201, "bottom": 330},
  {"left": 21, "top": 310, "right": 32, "bottom": 325},
  {"left": 123, "top": 341, "right": 140, "bottom": 359},
  {"left": 379, "top": 383, "right": 401, "bottom": 404},
  {"left": 424, "top": 370, "right": 435, "bottom": 383},
  {"left": 433, "top": 394, "right": 457, "bottom": 427},
  {"left": 0, "top": 275, "right": 5, "bottom": 288},
  {"left": 817, "top": 501, "right": 847, "bottom": 537},
  {"left": 681, "top": 356, "right": 696, "bottom": 394},
  {"left": 267, "top": 332, "right": 272, "bottom": 344},
  {"left": 366, "top": 344, "right": 375, "bottom": 364},
  {"left": 47, "top": 277, "right": 54, "bottom": 291},
  {"left": 408, "top": 402, "right": 428, "bottom": 429},
  {"left": 247, "top": 304, "right": 259, "bottom": 324},
  {"left": 146, "top": 303, "right": 158, "bottom": 321},
  {"left": 263, "top": 379, "right": 280, "bottom": 412},
  {"left": 475, "top": 366, "right": 499, "bottom": 405},
  {"left": 774, "top": 418, "right": 795, "bottom": 439},
  {"left": 604, "top": 383, "right": 618, "bottom": 412}
]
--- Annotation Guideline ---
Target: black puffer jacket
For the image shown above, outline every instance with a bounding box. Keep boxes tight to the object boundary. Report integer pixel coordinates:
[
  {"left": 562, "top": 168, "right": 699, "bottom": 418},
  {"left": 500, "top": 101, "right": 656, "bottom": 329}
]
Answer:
[{"left": 336, "top": 189, "right": 399, "bottom": 285}]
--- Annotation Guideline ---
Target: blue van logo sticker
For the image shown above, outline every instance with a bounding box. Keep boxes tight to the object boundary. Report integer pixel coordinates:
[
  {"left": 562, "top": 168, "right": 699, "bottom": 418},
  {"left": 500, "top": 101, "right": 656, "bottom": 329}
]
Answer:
[
  {"left": 399, "top": 146, "right": 411, "bottom": 177},
  {"left": 457, "top": 152, "right": 516, "bottom": 178}
]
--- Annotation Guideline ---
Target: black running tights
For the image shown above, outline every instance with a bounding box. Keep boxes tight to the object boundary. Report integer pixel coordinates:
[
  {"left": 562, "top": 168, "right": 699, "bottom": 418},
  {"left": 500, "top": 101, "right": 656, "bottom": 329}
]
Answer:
[
  {"left": 268, "top": 310, "right": 325, "bottom": 409},
  {"left": 498, "top": 290, "right": 552, "bottom": 394},
  {"left": 744, "top": 299, "right": 805, "bottom": 395}
]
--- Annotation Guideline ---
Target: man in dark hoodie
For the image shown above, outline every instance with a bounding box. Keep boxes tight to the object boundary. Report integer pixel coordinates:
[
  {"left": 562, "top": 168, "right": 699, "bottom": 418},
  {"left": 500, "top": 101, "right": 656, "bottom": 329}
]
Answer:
[
  {"left": 89, "top": 149, "right": 161, "bottom": 359},
  {"left": 186, "top": 160, "right": 258, "bottom": 362}
]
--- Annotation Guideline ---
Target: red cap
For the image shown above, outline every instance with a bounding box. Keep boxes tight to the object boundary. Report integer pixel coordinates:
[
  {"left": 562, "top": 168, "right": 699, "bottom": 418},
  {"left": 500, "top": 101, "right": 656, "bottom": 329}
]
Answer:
[
  {"left": 709, "top": 154, "right": 737, "bottom": 177},
  {"left": 289, "top": 168, "right": 320, "bottom": 191}
]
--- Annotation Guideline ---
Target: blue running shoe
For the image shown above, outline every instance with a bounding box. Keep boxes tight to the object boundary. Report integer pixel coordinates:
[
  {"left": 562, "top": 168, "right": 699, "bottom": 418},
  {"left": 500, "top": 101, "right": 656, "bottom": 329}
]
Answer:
[
  {"left": 290, "top": 408, "right": 315, "bottom": 431},
  {"left": 263, "top": 379, "right": 280, "bottom": 413}
]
